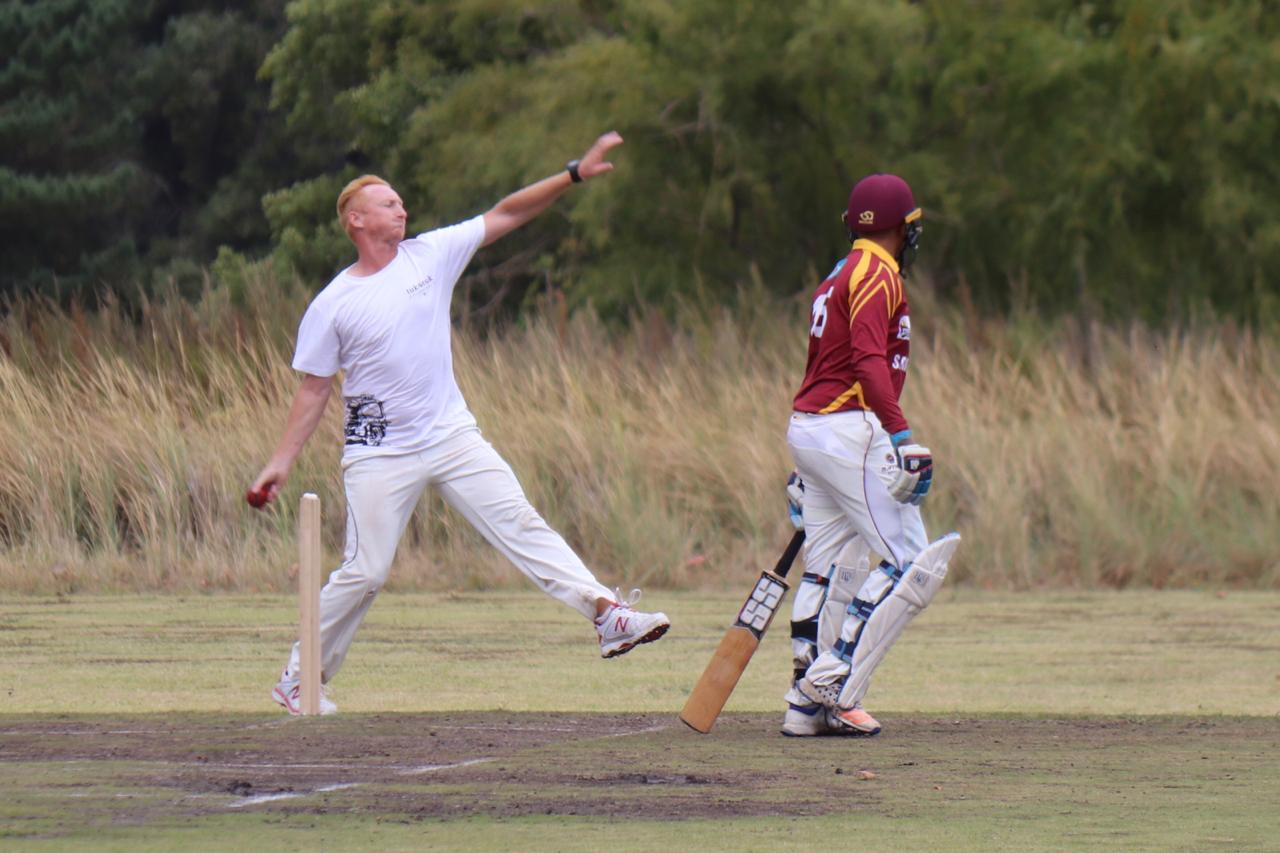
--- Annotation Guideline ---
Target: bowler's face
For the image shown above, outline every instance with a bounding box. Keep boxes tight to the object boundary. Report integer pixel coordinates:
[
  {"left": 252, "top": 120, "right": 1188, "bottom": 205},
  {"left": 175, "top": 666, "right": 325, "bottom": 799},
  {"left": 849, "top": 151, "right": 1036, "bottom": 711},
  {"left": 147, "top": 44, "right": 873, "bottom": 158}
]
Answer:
[{"left": 353, "top": 184, "right": 407, "bottom": 241}]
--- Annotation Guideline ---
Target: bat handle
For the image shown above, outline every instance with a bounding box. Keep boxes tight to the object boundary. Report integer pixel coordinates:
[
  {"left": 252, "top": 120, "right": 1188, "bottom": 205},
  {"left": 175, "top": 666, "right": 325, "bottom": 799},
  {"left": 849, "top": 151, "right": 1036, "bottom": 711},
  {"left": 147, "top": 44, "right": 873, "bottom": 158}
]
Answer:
[{"left": 772, "top": 529, "right": 805, "bottom": 579}]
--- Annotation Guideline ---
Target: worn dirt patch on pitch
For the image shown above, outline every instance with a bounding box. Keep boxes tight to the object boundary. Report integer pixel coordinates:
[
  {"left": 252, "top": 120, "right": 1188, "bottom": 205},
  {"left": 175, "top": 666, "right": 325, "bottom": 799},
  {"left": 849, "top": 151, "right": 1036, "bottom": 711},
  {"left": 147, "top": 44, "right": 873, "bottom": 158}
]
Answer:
[{"left": 2, "top": 712, "right": 1278, "bottom": 834}]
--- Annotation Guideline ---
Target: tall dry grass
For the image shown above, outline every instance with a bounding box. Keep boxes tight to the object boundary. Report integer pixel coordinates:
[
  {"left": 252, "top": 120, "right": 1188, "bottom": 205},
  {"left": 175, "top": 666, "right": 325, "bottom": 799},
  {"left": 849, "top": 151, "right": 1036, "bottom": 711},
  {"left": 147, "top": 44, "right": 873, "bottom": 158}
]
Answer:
[{"left": 0, "top": 269, "right": 1276, "bottom": 593}]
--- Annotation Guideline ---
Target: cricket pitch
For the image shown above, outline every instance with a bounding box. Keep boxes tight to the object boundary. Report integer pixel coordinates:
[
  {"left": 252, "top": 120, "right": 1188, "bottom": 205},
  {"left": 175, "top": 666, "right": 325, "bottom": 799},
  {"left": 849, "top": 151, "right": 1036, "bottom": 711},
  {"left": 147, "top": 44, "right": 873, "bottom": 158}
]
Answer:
[
  {"left": 3, "top": 711, "right": 1278, "bottom": 851},
  {"left": 2, "top": 590, "right": 1279, "bottom": 849}
]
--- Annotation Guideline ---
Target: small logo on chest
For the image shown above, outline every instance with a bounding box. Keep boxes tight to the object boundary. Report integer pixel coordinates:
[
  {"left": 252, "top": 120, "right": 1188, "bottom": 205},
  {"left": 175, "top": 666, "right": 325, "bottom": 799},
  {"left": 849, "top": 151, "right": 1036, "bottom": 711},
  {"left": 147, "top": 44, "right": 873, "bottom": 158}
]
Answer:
[{"left": 405, "top": 276, "right": 434, "bottom": 296}]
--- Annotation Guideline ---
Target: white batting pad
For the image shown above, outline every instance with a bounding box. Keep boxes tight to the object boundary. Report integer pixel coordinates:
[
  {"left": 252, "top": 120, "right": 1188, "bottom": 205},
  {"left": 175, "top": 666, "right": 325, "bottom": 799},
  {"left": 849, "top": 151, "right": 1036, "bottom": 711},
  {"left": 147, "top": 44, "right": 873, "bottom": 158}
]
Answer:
[
  {"left": 818, "top": 538, "right": 872, "bottom": 656},
  {"left": 792, "top": 536, "right": 870, "bottom": 670},
  {"left": 837, "top": 532, "right": 960, "bottom": 708}
]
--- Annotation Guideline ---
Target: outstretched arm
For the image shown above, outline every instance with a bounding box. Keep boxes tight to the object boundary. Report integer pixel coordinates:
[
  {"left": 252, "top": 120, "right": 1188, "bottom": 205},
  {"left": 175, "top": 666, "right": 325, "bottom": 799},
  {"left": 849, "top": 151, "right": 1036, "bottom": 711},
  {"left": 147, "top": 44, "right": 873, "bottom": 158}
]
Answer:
[
  {"left": 248, "top": 373, "right": 334, "bottom": 505},
  {"left": 480, "top": 131, "right": 622, "bottom": 247}
]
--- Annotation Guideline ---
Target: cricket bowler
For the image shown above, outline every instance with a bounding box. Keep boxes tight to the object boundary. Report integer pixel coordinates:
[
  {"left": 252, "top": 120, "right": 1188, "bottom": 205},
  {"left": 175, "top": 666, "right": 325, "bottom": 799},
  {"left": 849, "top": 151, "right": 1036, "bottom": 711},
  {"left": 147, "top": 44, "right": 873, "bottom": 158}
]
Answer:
[{"left": 249, "top": 132, "right": 669, "bottom": 715}]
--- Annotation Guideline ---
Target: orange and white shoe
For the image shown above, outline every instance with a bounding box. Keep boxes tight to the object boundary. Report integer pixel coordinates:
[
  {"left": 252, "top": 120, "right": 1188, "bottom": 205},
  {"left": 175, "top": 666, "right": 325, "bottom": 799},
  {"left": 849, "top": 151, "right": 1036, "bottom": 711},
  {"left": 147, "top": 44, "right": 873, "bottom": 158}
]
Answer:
[
  {"left": 829, "top": 705, "right": 881, "bottom": 736},
  {"left": 596, "top": 589, "right": 670, "bottom": 658}
]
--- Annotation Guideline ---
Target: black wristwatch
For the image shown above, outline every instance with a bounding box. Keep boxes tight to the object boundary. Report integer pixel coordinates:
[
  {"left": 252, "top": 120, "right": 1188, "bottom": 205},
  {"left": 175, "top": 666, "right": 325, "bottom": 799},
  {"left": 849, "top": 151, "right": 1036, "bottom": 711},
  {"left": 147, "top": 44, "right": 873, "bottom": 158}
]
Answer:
[{"left": 566, "top": 160, "right": 583, "bottom": 183}]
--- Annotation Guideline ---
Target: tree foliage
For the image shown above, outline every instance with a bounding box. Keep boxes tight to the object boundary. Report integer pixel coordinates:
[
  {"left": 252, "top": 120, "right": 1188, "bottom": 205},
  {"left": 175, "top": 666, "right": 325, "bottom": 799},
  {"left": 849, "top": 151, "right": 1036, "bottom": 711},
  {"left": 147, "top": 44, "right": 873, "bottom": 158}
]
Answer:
[
  {"left": 256, "top": 0, "right": 1280, "bottom": 320},
  {"left": 5, "top": 0, "right": 1278, "bottom": 320},
  {"left": 0, "top": 0, "right": 149, "bottom": 294},
  {"left": 0, "top": 0, "right": 322, "bottom": 301}
]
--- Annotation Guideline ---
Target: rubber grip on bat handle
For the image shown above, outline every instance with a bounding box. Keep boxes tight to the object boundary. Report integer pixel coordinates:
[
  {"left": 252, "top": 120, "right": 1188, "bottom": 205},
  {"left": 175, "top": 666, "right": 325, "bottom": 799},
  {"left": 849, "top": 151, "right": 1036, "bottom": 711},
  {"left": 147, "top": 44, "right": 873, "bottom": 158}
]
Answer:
[{"left": 771, "top": 529, "right": 806, "bottom": 579}]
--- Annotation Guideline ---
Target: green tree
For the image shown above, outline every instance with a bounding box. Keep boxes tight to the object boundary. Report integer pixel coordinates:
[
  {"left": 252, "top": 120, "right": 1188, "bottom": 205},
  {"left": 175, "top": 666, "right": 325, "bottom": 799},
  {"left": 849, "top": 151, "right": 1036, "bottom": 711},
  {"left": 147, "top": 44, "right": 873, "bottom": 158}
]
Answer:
[
  {"left": 0, "top": 0, "right": 152, "bottom": 296},
  {"left": 0, "top": 0, "right": 316, "bottom": 301},
  {"left": 916, "top": 0, "right": 1280, "bottom": 319},
  {"left": 258, "top": 0, "right": 1280, "bottom": 320},
  {"left": 11, "top": 0, "right": 1275, "bottom": 318}
]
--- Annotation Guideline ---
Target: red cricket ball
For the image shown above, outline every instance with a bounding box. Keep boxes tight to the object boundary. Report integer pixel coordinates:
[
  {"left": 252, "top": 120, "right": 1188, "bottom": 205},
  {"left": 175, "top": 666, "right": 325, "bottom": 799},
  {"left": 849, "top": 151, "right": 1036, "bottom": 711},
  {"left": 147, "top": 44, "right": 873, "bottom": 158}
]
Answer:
[{"left": 245, "top": 488, "right": 269, "bottom": 509}]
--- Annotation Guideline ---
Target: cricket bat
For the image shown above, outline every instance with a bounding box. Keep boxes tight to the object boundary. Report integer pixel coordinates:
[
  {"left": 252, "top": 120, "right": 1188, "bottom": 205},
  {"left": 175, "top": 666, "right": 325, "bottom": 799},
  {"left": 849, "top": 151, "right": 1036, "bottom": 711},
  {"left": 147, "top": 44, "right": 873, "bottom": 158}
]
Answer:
[{"left": 679, "top": 530, "right": 805, "bottom": 733}]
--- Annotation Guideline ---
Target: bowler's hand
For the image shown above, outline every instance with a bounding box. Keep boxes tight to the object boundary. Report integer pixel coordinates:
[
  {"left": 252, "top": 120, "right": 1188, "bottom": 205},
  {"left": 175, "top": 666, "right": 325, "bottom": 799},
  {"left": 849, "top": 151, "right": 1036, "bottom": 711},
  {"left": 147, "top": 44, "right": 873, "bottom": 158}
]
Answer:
[
  {"left": 577, "top": 131, "right": 623, "bottom": 180},
  {"left": 247, "top": 463, "right": 289, "bottom": 509}
]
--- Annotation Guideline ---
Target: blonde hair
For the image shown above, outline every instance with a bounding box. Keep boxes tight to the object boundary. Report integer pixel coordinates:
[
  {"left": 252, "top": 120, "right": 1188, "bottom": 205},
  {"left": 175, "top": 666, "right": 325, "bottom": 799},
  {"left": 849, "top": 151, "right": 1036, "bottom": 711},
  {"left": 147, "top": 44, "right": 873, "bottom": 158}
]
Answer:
[{"left": 336, "top": 175, "right": 390, "bottom": 236}]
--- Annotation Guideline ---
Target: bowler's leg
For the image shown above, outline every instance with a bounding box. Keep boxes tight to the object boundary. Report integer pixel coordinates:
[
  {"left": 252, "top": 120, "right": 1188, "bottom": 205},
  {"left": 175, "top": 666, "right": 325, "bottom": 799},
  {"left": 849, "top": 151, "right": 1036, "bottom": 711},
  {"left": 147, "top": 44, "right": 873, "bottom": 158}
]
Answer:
[
  {"left": 432, "top": 431, "right": 612, "bottom": 617},
  {"left": 282, "top": 454, "right": 427, "bottom": 685},
  {"left": 432, "top": 429, "right": 668, "bottom": 656}
]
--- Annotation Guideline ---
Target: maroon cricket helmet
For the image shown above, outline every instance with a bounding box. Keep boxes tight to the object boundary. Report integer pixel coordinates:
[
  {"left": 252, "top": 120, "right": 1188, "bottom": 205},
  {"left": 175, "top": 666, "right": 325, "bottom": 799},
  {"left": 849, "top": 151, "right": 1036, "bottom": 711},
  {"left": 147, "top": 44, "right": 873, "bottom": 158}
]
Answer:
[{"left": 844, "top": 174, "right": 922, "bottom": 235}]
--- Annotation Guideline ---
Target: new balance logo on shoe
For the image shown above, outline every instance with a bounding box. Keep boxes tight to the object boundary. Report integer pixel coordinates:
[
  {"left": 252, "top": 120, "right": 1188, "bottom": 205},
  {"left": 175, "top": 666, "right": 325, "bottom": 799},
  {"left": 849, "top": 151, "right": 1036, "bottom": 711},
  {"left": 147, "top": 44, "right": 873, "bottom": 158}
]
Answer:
[
  {"left": 596, "top": 589, "right": 670, "bottom": 659},
  {"left": 271, "top": 673, "right": 338, "bottom": 716}
]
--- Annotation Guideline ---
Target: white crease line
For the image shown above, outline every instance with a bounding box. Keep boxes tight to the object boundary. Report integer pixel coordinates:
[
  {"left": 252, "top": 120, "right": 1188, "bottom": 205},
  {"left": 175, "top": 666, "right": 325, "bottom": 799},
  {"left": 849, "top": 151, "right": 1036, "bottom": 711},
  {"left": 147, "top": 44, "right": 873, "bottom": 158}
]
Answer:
[
  {"left": 426, "top": 725, "right": 582, "bottom": 733},
  {"left": 2, "top": 722, "right": 665, "bottom": 737},
  {"left": 426, "top": 722, "right": 671, "bottom": 735},
  {"left": 5, "top": 723, "right": 671, "bottom": 775},
  {"left": 23, "top": 722, "right": 673, "bottom": 813},
  {"left": 0, "top": 757, "right": 476, "bottom": 772},
  {"left": 208, "top": 762, "right": 380, "bottom": 770},
  {"left": 3, "top": 758, "right": 382, "bottom": 770},
  {"left": 228, "top": 791, "right": 303, "bottom": 808},
  {"left": 222, "top": 759, "right": 495, "bottom": 809},
  {"left": 604, "top": 723, "right": 669, "bottom": 738},
  {"left": 202, "top": 760, "right": 495, "bottom": 772},
  {"left": 0, "top": 730, "right": 170, "bottom": 736},
  {"left": 227, "top": 782, "right": 359, "bottom": 809},
  {"left": 398, "top": 757, "right": 493, "bottom": 776}
]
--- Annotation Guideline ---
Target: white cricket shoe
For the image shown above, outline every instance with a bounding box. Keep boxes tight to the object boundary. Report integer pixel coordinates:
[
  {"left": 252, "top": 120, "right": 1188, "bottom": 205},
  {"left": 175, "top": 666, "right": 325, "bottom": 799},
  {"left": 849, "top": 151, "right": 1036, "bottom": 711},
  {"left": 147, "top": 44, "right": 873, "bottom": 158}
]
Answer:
[
  {"left": 780, "top": 702, "right": 830, "bottom": 737},
  {"left": 271, "top": 672, "right": 337, "bottom": 716},
  {"left": 596, "top": 589, "right": 670, "bottom": 658}
]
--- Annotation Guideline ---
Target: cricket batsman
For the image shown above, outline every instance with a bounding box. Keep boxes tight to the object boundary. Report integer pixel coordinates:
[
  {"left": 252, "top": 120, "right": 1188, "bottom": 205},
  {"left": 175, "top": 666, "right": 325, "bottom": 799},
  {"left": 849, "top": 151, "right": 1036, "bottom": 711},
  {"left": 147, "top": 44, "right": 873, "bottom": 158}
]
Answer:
[
  {"left": 781, "top": 174, "right": 960, "bottom": 736},
  {"left": 249, "top": 131, "right": 669, "bottom": 715}
]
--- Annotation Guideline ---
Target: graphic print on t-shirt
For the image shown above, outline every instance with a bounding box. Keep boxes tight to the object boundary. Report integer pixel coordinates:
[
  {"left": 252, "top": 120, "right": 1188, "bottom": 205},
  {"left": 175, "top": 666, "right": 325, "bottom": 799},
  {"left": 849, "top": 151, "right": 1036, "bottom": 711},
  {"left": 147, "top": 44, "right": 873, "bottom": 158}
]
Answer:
[{"left": 344, "top": 395, "right": 390, "bottom": 446}]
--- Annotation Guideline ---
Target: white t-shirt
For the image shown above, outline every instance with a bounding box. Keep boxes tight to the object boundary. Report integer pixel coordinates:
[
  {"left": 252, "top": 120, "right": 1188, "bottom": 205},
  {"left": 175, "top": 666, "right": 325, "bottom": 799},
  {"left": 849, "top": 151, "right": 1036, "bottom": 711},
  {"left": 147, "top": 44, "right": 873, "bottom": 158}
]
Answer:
[{"left": 292, "top": 216, "right": 487, "bottom": 461}]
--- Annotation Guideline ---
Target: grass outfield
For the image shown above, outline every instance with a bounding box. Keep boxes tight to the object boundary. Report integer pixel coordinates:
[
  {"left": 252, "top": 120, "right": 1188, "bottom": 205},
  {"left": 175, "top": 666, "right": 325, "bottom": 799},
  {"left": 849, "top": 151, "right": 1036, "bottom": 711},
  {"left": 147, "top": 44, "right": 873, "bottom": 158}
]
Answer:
[
  {"left": 2, "top": 590, "right": 1278, "bottom": 850},
  {"left": 3, "top": 589, "right": 1277, "bottom": 715}
]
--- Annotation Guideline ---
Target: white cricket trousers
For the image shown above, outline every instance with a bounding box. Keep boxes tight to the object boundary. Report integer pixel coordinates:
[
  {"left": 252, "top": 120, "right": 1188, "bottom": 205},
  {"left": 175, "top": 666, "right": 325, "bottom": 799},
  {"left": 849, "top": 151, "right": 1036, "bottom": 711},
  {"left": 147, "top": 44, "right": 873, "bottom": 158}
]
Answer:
[
  {"left": 787, "top": 410, "right": 928, "bottom": 683},
  {"left": 286, "top": 426, "right": 614, "bottom": 682}
]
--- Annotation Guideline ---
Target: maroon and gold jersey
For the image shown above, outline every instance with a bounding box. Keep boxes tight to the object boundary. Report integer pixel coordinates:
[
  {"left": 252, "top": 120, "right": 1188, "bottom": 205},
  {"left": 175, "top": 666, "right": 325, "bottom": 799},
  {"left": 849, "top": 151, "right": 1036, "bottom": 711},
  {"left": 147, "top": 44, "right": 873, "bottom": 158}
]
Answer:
[{"left": 793, "top": 239, "right": 911, "bottom": 435}]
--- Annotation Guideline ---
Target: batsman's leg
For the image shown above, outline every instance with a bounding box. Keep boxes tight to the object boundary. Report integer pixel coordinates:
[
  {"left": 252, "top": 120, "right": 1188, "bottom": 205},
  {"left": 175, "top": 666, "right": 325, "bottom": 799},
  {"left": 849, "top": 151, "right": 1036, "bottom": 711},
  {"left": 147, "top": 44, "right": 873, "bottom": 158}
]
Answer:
[
  {"left": 781, "top": 468, "right": 874, "bottom": 735},
  {"left": 782, "top": 536, "right": 872, "bottom": 736},
  {"left": 801, "top": 558, "right": 899, "bottom": 694},
  {"left": 787, "top": 412, "right": 930, "bottom": 728},
  {"left": 833, "top": 532, "right": 960, "bottom": 712},
  {"left": 786, "top": 530, "right": 870, "bottom": 687},
  {"left": 783, "top": 475, "right": 844, "bottom": 684},
  {"left": 817, "top": 538, "right": 872, "bottom": 663}
]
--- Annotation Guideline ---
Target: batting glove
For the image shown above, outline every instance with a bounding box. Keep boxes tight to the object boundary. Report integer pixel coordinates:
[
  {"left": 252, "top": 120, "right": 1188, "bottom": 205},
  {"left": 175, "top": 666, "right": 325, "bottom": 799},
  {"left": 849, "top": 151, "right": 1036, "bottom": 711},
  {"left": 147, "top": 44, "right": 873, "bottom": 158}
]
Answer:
[
  {"left": 888, "top": 430, "right": 933, "bottom": 506},
  {"left": 786, "top": 471, "right": 805, "bottom": 530}
]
